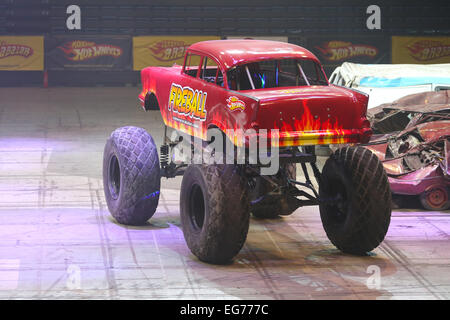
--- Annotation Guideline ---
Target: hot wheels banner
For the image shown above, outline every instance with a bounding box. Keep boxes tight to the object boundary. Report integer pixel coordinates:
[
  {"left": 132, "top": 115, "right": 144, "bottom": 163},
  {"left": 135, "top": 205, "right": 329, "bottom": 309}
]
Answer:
[
  {"left": 294, "top": 36, "right": 389, "bottom": 76},
  {"left": 133, "top": 36, "right": 220, "bottom": 70},
  {"left": 0, "top": 36, "right": 44, "bottom": 71},
  {"left": 46, "top": 36, "right": 131, "bottom": 70},
  {"left": 392, "top": 36, "right": 450, "bottom": 64}
]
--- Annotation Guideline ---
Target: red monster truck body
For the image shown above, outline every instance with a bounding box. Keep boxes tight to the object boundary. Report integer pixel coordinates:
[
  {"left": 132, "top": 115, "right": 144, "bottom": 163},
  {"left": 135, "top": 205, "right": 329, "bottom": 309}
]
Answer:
[
  {"left": 138, "top": 40, "right": 372, "bottom": 147},
  {"left": 103, "top": 40, "right": 391, "bottom": 265}
]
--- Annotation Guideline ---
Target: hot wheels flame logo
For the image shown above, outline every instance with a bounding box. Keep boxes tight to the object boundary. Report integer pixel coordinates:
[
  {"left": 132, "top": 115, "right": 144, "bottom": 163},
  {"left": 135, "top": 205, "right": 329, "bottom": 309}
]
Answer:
[
  {"left": 168, "top": 83, "right": 207, "bottom": 121},
  {"left": 406, "top": 40, "right": 450, "bottom": 61},
  {"left": 0, "top": 42, "right": 33, "bottom": 59},
  {"left": 226, "top": 96, "right": 246, "bottom": 111},
  {"left": 58, "top": 40, "right": 122, "bottom": 61},
  {"left": 315, "top": 41, "right": 378, "bottom": 61},
  {"left": 148, "top": 40, "right": 189, "bottom": 62}
]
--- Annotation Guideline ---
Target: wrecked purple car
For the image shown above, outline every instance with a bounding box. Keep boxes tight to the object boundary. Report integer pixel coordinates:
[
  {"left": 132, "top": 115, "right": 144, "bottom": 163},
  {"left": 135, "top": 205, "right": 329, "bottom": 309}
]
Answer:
[{"left": 366, "top": 91, "right": 450, "bottom": 211}]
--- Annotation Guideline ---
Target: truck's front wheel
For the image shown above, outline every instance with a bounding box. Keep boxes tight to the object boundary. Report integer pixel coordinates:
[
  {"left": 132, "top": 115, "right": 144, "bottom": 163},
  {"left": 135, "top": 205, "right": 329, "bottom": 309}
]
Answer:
[
  {"left": 103, "top": 126, "right": 160, "bottom": 225},
  {"left": 180, "top": 164, "right": 250, "bottom": 264},
  {"left": 319, "top": 146, "right": 391, "bottom": 255}
]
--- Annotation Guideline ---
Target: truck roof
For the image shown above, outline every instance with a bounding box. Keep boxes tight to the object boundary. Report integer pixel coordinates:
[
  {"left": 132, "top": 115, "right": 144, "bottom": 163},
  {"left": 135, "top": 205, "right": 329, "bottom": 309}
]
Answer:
[{"left": 188, "top": 39, "right": 319, "bottom": 70}]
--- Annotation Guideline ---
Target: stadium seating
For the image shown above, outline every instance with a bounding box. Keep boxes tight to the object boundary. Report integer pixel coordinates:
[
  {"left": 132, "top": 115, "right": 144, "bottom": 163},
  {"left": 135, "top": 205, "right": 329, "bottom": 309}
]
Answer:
[{"left": 0, "top": 0, "right": 447, "bottom": 36}]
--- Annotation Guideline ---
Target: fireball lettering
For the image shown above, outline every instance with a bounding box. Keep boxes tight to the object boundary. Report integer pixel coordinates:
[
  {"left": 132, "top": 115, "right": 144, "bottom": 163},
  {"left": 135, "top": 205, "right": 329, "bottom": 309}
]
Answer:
[
  {"left": 168, "top": 83, "right": 207, "bottom": 121},
  {"left": 175, "top": 86, "right": 183, "bottom": 111},
  {"left": 190, "top": 90, "right": 198, "bottom": 116},
  {"left": 199, "top": 92, "right": 207, "bottom": 119},
  {"left": 168, "top": 85, "right": 178, "bottom": 111},
  {"left": 185, "top": 89, "right": 194, "bottom": 115}
]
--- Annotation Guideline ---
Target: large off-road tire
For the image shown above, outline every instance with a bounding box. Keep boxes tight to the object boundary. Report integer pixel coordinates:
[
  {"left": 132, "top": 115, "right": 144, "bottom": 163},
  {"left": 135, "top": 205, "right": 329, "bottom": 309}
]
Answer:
[
  {"left": 250, "top": 163, "right": 297, "bottom": 219},
  {"left": 103, "top": 126, "right": 160, "bottom": 225},
  {"left": 319, "top": 146, "right": 391, "bottom": 255},
  {"left": 180, "top": 164, "right": 250, "bottom": 264}
]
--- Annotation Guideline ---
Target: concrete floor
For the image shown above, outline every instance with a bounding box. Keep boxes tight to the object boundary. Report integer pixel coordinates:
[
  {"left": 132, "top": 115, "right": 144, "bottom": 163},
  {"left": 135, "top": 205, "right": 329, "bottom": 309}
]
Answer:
[{"left": 0, "top": 87, "right": 449, "bottom": 300}]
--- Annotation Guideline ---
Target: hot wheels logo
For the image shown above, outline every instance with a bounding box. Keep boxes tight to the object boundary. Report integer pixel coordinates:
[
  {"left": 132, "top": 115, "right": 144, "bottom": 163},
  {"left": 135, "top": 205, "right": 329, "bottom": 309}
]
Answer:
[
  {"left": 58, "top": 40, "right": 122, "bottom": 61},
  {"left": 226, "top": 96, "right": 246, "bottom": 112},
  {"left": 0, "top": 42, "right": 33, "bottom": 59},
  {"left": 406, "top": 40, "right": 450, "bottom": 61},
  {"left": 169, "top": 83, "right": 207, "bottom": 121},
  {"left": 148, "top": 40, "right": 189, "bottom": 62},
  {"left": 315, "top": 41, "right": 378, "bottom": 61}
]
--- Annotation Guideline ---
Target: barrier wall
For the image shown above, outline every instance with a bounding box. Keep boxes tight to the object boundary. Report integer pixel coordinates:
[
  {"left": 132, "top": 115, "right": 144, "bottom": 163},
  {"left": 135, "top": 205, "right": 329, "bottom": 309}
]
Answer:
[{"left": 1, "top": 34, "right": 450, "bottom": 86}]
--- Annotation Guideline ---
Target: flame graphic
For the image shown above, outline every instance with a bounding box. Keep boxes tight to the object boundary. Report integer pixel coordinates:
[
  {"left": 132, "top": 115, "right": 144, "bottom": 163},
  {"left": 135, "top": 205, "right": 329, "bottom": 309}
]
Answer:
[
  {"left": 157, "top": 102, "right": 356, "bottom": 148},
  {"left": 140, "top": 80, "right": 361, "bottom": 148},
  {"left": 272, "top": 103, "right": 351, "bottom": 147}
]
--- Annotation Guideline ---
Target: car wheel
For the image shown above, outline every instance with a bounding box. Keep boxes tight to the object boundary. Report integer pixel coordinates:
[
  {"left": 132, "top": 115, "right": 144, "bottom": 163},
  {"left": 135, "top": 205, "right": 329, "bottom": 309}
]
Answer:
[{"left": 420, "top": 185, "right": 450, "bottom": 211}]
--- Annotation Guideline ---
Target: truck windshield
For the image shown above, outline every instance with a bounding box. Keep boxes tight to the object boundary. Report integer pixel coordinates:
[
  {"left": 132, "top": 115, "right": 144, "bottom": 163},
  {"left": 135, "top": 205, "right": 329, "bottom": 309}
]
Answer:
[{"left": 227, "top": 58, "right": 328, "bottom": 91}]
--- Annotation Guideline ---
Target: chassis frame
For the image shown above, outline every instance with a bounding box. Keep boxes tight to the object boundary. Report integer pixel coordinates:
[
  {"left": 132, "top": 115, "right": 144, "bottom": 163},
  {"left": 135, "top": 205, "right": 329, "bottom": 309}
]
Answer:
[{"left": 159, "top": 124, "right": 326, "bottom": 213}]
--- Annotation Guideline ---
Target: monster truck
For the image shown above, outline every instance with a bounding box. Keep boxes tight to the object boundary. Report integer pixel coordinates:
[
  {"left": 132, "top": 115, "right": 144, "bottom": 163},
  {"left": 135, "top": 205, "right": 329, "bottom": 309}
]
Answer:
[{"left": 103, "top": 40, "right": 392, "bottom": 264}]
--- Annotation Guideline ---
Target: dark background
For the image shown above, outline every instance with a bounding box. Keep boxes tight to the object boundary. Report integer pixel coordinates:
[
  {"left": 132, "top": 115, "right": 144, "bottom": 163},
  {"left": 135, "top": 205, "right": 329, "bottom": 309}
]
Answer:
[{"left": 0, "top": 0, "right": 448, "bottom": 86}]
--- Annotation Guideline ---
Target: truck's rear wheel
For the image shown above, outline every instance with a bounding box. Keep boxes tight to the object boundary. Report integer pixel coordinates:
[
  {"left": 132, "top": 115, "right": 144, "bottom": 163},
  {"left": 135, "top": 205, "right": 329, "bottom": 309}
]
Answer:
[
  {"left": 319, "top": 146, "right": 391, "bottom": 255},
  {"left": 103, "top": 126, "right": 160, "bottom": 225},
  {"left": 180, "top": 164, "right": 250, "bottom": 264},
  {"left": 250, "top": 163, "right": 297, "bottom": 219}
]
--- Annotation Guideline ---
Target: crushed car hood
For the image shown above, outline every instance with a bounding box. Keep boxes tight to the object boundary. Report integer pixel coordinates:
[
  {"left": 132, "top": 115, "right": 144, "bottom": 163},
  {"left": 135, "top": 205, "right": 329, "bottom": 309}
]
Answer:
[
  {"left": 365, "top": 91, "right": 450, "bottom": 200},
  {"left": 368, "top": 120, "right": 450, "bottom": 176},
  {"left": 367, "top": 91, "right": 450, "bottom": 134}
]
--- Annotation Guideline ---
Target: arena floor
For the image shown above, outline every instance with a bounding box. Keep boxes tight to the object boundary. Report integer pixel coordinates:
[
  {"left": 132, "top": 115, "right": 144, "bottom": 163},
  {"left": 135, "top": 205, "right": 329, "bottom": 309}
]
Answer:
[{"left": 0, "top": 87, "right": 449, "bottom": 299}]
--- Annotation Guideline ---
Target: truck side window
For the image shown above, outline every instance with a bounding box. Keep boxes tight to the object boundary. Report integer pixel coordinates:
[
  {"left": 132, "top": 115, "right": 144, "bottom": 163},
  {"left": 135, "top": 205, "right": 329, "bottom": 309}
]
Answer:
[
  {"left": 184, "top": 53, "right": 202, "bottom": 78},
  {"left": 200, "top": 57, "right": 224, "bottom": 87}
]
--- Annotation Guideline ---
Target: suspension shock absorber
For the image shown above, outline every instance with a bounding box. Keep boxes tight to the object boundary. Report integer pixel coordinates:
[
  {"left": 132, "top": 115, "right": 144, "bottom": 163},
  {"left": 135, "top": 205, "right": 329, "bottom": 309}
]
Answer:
[
  {"left": 160, "top": 125, "right": 169, "bottom": 170},
  {"left": 160, "top": 144, "right": 169, "bottom": 169}
]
